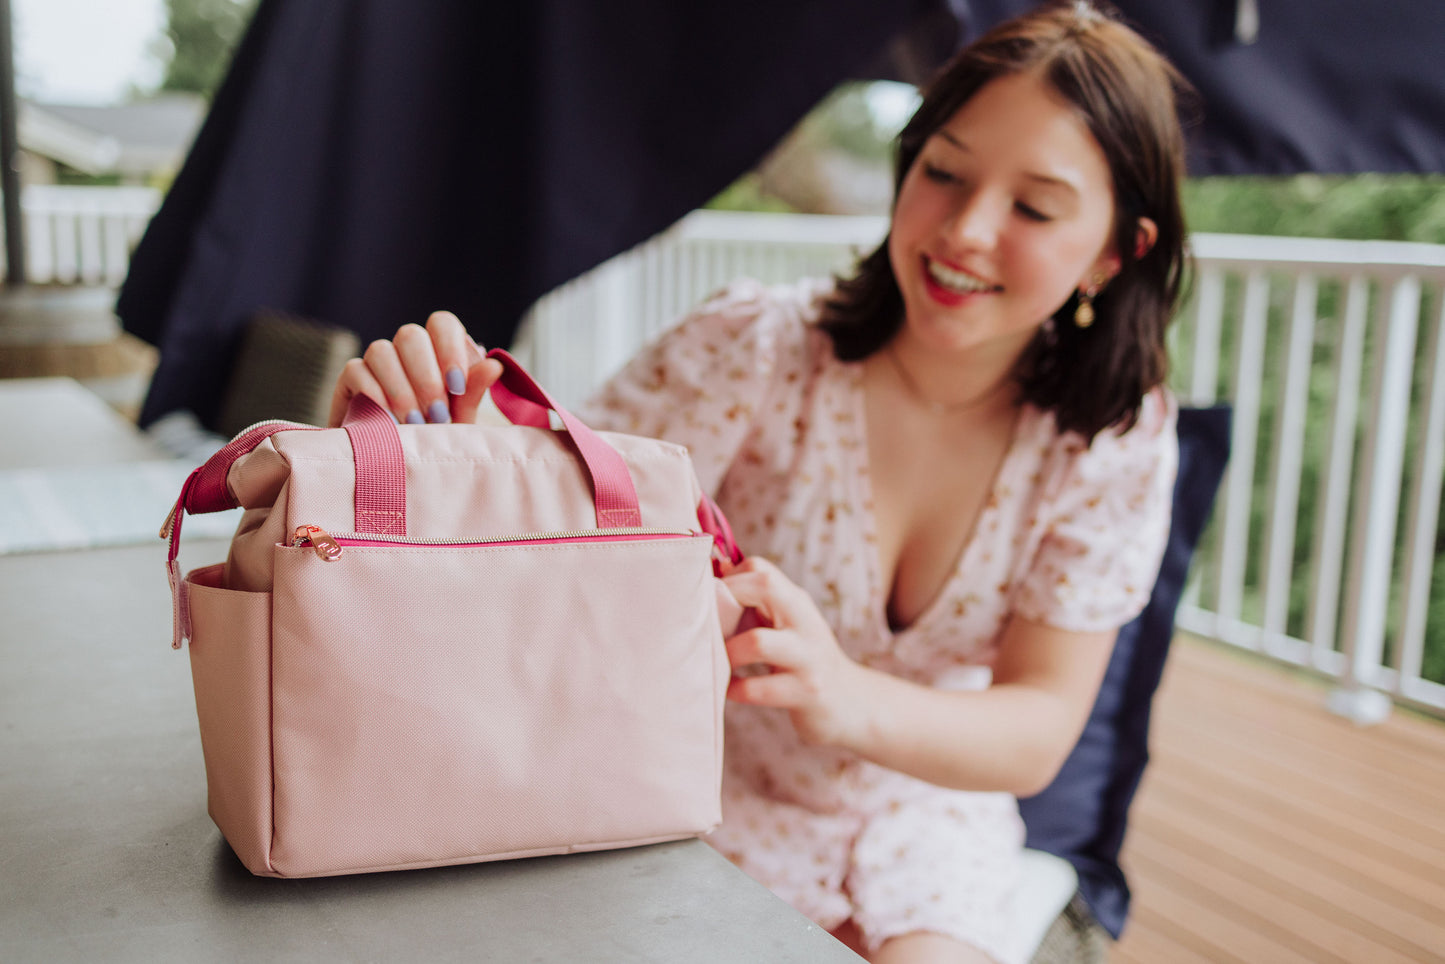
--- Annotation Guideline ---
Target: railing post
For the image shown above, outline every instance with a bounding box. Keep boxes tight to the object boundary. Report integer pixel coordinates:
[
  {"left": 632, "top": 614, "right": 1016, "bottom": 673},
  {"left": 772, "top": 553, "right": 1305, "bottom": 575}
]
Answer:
[
  {"left": 1306, "top": 278, "right": 1369, "bottom": 672},
  {"left": 1261, "top": 274, "right": 1317, "bottom": 649},
  {"left": 1180, "top": 265, "right": 1224, "bottom": 614},
  {"left": 24, "top": 195, "right": 53, "bottom": 284},
  {"left": 1215, "top": 270, "right": 1269, "bottom": 632},
  {"left": 593, "top": 252, "right": 638, "bottom": 387},
  {"left": 1396, "top": 293, "right": 1445, "bottom": 702},
  {"left": 1189, "top": 265, "right": 1224, "bottom": 403},
  {"left": 1330, "top": 275, "right": 1422, "bottom": 724}
]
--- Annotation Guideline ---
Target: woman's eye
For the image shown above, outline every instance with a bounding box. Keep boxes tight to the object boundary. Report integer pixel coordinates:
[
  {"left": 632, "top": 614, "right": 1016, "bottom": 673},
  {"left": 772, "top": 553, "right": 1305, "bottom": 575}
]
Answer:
[
  {"left": 1015, "top": 201, "right": 1052, "bottom": 222},
  {"left": 923, "top": 164, "right": 959, "bottom": 186}
]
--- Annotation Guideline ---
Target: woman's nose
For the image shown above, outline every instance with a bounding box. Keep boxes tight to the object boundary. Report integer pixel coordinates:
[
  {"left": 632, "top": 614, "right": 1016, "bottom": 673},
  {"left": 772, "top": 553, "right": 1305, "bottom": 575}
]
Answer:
[{"left": 942, "top": 190, "right": 1004, "bottom": 251}]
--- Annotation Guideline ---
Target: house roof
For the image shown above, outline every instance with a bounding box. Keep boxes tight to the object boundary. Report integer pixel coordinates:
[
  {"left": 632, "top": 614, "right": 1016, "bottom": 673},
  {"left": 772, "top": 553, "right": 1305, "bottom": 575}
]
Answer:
[{"left": 19, "top": 95, "right": 207, "bottom": 177}]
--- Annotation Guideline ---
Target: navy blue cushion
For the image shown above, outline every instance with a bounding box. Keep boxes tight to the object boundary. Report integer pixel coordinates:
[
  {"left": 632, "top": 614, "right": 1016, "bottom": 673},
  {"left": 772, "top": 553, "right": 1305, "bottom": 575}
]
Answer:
[{"left": 1016, "top": 405, "right": 1231, "bottom": 938}]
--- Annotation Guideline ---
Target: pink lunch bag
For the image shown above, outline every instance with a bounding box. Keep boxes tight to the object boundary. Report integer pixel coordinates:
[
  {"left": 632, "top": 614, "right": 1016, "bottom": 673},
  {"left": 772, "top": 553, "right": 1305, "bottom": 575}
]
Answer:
[{"left": 161, "top": 349, "right": 742, "bottom": 878}]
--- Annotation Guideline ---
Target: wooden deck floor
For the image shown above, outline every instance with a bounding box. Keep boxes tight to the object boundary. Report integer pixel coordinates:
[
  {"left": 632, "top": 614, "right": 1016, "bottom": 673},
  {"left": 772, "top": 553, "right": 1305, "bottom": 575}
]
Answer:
[{"left": 1110, "top": 635, "right": 1445, "bottom": 964}]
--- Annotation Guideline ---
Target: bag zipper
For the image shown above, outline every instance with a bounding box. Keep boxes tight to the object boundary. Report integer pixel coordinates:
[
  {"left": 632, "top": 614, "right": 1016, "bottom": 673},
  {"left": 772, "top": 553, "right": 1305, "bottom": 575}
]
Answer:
[{"left": 291, "top": 524, "right": 696, "bottom": 561}]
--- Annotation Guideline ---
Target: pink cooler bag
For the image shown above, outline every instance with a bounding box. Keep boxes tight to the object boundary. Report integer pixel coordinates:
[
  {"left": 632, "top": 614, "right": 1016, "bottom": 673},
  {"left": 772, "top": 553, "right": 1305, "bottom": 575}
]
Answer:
[{"left": 162, "top": 349, "right": 741, "bottom": 878}]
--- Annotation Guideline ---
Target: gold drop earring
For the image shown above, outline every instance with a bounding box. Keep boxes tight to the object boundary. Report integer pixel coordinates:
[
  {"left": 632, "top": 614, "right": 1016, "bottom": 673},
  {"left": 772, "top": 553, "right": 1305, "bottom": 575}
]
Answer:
[{"left": 1074, "top": 275, "right": 1107, "bottom": 328}]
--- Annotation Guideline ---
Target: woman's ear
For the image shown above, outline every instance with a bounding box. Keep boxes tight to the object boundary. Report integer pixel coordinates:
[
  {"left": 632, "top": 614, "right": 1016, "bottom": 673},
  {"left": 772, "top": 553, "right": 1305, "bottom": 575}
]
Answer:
[
  {"left": 1135, "top": 217, "right": 1159, "bottom": 259},
  {"left": 1090, "top": 217, "right": 1160, "bottom": 287}
]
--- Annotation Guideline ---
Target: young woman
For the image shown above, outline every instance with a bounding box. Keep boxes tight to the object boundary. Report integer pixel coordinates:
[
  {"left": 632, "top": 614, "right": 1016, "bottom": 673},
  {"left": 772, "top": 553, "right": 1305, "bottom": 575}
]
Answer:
[{"left": 331, "top": 4, "right": 1191, "bottom": 961}]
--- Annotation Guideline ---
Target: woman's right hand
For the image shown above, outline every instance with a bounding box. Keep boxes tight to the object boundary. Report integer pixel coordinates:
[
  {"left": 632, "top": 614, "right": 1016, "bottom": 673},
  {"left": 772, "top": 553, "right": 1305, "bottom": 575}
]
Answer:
[{"left": 328, "top": 311, "right": 505, "bottom": 427}]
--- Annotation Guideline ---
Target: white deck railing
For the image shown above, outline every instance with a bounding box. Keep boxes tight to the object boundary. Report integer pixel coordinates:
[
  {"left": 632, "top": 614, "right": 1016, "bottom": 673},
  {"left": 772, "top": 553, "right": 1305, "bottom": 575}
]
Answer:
[
  {"left": 10, "top": 189, "right": 1443, "bottom": 721},
  {"left": 0, "top": 184, "right": 161, "bottom": 286},
  {"left": 521, "top": 210, "right": 1445, "bottom": 721},
  {"left": 1171, "top": 234, "right": 1445, "bottom": 722}
]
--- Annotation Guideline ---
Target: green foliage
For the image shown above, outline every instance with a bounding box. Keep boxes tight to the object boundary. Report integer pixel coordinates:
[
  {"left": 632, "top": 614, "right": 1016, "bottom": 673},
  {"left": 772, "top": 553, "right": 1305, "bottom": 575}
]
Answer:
[
  {"left": 157, "top": 0, "right": 258, "bottom": 100},
  {"left": 54, "top": 166, "right": 122, "bottom": 187},
  {"left": 705, "top": 174, "right": 796, "bottom": 213},
  {"left": 1183, "top": 175, "right": 1445, "bottom": 243},
  {"left": 705, "top": 81, "right": 913, "bottom": 214},
  {"left": 805, "top": 83, "right": 902, "bottom": 164}
]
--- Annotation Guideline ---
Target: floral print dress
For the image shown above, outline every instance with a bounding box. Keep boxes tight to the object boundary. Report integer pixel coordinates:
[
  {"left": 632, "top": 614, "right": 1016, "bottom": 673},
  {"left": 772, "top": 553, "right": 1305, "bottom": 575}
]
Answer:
[{"left": 581, "top": 278, "right": 1177, "bottom": 962}]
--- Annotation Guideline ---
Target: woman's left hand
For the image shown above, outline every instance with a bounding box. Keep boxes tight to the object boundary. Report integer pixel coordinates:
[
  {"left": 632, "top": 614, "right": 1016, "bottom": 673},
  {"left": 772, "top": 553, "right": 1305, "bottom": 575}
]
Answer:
[{"left": 721, "top": 557, "right": 871, "bottom": 748}]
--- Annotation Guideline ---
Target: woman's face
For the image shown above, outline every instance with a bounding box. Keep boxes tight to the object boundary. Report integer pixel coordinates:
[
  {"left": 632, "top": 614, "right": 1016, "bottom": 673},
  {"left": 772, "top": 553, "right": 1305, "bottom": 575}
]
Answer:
[{"left": 888, "top": 69, "right": 1121, "bottom": 358}]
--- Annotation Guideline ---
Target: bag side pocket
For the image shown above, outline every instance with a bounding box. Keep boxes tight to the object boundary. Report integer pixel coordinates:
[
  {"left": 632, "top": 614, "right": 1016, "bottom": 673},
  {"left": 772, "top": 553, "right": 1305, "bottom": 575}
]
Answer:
[{"left": 185, "top": 563, "right": 277, "bottom": 876}]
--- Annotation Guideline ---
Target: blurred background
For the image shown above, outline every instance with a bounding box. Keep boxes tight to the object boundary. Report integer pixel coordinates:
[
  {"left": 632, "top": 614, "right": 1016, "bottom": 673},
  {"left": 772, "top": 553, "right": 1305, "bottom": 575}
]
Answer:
[
  {"left": 2, "top": 4, "right": 1443, "bottom": 961},
  {"left": 2, "top": 0, "right": 1443, "bottom": 714},
  {"left": 4, "top": 0, "right": 1442, "bottom": 415}
]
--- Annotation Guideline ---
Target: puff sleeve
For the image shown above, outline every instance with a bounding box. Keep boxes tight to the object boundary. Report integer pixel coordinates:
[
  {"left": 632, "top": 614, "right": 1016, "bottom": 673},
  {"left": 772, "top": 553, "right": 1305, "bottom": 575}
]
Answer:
[
  {"left": 1013, "top": 389, "right": 1179, "bottom": 633},
  {"left": 579, "top": 278, "right": 821, "bottom": 497}
]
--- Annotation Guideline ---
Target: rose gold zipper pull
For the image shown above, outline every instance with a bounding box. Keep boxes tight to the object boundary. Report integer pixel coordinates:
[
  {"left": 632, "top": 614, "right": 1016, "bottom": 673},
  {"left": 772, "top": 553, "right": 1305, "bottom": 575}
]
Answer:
[
  {"left": 160, "top": 501, "right": 179, "bottom": 540},
  {"left": 293, "top": 525, "right": 343, "bottom": 561}
]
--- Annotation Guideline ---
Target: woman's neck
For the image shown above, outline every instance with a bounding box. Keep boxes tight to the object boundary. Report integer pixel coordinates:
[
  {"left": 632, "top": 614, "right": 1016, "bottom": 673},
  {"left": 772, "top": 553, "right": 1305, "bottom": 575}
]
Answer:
[{"left": 879, "top": 329, "right": 1027, "bottom": 418}]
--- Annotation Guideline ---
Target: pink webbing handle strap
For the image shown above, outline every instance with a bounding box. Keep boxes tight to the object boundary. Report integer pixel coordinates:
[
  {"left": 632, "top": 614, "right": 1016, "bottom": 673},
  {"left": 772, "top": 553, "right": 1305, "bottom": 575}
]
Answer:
[
  {"left": 161, "top": 416, "right": 312, "bottom": 649},
  {"left": 341, "top": 393, "right": 407, "bottom": 535},
  {"left": 163, "top": 418, "right": 313, "bottom": 566},
  {"left": 697, "top": 493, "right": 743, "bottom": 568},
  {"left": 485, "top": 348, "right": 642, "bottom": 528}
]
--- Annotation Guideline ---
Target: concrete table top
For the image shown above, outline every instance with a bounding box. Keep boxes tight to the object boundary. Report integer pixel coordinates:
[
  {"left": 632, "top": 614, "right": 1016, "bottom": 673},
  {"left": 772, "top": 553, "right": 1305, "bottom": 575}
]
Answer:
[
  {"left": 0, "top": 377, "right": 168, "bottom": 469},
  {"left": 1, "top": 540, "right": 858, "bottom": 962}
]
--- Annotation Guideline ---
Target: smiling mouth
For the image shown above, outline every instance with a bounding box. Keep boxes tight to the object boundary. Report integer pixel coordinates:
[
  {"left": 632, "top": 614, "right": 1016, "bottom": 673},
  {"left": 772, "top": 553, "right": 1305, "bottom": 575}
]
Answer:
[{"left": 925, "top": 257, "right": 999, "bottom": 294}]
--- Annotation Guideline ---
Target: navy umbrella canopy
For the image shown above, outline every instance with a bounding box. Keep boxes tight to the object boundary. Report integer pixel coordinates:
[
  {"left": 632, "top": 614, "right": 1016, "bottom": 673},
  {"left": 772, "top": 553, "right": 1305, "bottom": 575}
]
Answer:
[
  {"left": 117, "top": 0, "right": 1445, "bottom": 428},
  {"left": 1079, "top": 0, "right": 1445, "bottom": 174},
  {"left": 117, "top": 0, "right": 940, "bottom": 428}
]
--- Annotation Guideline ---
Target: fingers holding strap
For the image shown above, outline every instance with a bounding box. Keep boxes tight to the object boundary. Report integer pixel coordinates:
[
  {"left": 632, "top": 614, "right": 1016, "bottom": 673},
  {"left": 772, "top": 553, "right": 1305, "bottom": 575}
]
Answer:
[
  {"left": 330, "top": 354, "right": 394, "bottom": 429},
  {"left": 393, "top": 323, "right": 451, "bottom": 423},
  {"left": 328, "top": 312, "right": 504, "bottom": 428}
]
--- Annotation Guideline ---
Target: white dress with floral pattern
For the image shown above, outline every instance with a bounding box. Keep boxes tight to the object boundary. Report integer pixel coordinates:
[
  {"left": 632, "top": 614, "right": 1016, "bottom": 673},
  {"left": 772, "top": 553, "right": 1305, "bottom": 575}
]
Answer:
[{"left": 581, "top": 279, "right": 1177, "bottom": 962}]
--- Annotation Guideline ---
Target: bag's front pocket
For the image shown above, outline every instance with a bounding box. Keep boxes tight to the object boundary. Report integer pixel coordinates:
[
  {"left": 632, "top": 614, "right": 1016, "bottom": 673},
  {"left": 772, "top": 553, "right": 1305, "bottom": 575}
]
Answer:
[
  {"left": 184, "top": 563, "right": 277, "bottom": 875},
  {"left": 266, "top": 533, "right": 725, "bottom": 877}
]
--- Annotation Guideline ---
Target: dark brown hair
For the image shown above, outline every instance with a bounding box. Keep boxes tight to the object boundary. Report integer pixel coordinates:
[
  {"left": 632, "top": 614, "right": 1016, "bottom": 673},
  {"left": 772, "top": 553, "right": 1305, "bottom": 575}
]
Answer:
[{"left": 820, "top": 0, "right": 1192, "bottom": 441}]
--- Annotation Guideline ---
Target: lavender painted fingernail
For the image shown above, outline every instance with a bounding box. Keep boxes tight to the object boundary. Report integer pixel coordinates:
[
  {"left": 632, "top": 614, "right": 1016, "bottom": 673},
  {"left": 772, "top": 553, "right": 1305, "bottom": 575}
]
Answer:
[
  {"left": 445, "top": 367, "right": 466, "bottom": 395},
  {"left": 404, "top": 409, "right": 425, "bottom": 425},
  {"left": 427, "top": 400, "right": 452, "bottom": 424}
]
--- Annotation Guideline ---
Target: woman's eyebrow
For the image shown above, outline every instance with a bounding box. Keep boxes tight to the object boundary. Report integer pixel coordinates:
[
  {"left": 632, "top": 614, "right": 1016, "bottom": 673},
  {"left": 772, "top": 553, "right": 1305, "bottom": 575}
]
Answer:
[
  {"left": 937, "top": 130, "right": 971, "bottom": 154},
  {"left": 934, "top": 130, "right": 1082, "bottom": 196}
]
